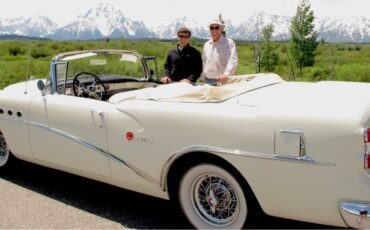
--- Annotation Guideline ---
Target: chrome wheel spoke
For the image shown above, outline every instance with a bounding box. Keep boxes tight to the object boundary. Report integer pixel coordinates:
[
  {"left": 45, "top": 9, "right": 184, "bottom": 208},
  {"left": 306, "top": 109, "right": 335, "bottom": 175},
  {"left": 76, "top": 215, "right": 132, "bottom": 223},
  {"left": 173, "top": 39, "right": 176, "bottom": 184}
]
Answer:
[
  {"left": 0, "top": 131, "right": 9, "bottom": 167},
  {"left": 0, "top": 133, "right": 6, "bottom": 158},
  {"left": 193, "top": 173, "right": 239, "bottom": 226}
]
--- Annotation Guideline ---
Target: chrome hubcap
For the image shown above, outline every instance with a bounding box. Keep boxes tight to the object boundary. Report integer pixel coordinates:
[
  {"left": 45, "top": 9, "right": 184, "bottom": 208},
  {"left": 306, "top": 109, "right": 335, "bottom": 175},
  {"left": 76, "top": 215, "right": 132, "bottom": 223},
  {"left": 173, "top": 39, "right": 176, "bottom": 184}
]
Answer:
[{"left": 192, "top": 174, "right": 239, "bottom": 226}]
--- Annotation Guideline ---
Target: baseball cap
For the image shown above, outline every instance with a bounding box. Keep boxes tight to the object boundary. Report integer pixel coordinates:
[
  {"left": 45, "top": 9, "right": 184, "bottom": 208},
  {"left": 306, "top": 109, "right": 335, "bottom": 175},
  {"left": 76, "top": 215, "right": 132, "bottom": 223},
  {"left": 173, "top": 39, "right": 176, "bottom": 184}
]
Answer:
[{"left": 208, "top": 19, "right": 224, "bottom": 27}]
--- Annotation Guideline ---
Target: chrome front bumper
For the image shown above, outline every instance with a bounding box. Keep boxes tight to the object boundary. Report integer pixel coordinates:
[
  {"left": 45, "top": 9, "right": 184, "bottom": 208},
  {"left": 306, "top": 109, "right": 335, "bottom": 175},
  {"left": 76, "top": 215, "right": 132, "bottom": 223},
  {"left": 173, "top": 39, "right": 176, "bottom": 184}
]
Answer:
[{"left": 340, "top": 201, "right": 370, "bottom": 229}]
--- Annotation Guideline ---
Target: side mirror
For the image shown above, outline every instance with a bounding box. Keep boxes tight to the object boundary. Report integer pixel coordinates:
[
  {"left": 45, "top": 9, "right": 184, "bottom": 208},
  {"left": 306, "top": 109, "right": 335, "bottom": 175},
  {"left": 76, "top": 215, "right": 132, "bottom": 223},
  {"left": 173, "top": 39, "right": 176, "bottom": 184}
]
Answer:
[
  {"left": 37, "top": 80, "right": 46, "bottom": 96},
  {"left": 37, "top": 80, "right": 45, "bottom": 90}
]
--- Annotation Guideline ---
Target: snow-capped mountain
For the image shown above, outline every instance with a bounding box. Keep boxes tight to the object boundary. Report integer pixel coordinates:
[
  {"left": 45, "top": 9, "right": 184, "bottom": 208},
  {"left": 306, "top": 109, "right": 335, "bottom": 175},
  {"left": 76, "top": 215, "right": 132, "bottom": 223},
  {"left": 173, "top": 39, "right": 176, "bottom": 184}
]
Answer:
[
  {"left": 0, "top": 17, "right": 25, "bottom": 34},
  {"left": 317, "top": 15, "right": 370, "bottom": 43},
  {"left": 223, "top": 20, "right": 238, "bottom": 37},
  {"left": 155, "top": 17, "right": 208, "bottom": 39},
  {"left": 1, "top": 3, "right": 370, "bottom": 43},
  {"left": 229, "top": 13, "right": 291, "bottom": 40},
  {"left": 0, "top": 16, "right": 57, "bottom": 37},
  {"left": 154, "top": 13, "right": 292, "bottom": 41},
  {"left": 51, "top": 3, "right": 156, "bottom": 40}
]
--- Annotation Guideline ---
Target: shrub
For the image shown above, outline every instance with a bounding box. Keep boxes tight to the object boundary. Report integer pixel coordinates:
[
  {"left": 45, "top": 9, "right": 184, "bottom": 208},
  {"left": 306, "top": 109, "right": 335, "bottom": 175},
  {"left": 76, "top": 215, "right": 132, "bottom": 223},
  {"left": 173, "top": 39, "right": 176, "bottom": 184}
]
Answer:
[
  {"left": 311, "top": 67, "right": 324, "bottom": 80},
  {"left": 49, "top": 43, "right": 59, "bottom": 50},
  {"left": 8, "top": 45, "right": 25, "bottom": 56},
  {"left": 31, "top": 47, "right": 50, "bottom": 59}
]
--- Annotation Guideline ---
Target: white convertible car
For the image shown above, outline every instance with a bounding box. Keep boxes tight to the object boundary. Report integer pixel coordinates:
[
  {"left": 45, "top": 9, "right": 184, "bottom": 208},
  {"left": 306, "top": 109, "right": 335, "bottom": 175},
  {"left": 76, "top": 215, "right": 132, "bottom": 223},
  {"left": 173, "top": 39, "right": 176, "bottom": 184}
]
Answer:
[{"left": 0, "top": 50, "right": 369, "bottom": 228}]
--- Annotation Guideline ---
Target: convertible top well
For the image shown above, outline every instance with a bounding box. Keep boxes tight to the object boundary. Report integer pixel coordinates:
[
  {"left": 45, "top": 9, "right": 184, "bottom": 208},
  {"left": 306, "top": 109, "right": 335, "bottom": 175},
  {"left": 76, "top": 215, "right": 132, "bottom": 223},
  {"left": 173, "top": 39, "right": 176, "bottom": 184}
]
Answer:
[{"left": 109, "top": 73, "right": 284, "bottom": 103}]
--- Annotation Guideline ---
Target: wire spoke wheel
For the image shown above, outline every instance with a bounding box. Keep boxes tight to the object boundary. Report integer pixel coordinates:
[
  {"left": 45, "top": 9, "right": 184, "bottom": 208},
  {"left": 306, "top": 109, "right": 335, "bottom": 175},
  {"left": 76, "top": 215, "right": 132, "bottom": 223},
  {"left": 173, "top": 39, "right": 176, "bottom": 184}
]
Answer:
[
  {"left": 179, "top": 164, "right": 247, "bottom": 229},
  {"left": 193, "top": 174, "right": 239, "bottom": 224},
  {"left": 0, "top": 131, "right": 9, "bottom": 167}
]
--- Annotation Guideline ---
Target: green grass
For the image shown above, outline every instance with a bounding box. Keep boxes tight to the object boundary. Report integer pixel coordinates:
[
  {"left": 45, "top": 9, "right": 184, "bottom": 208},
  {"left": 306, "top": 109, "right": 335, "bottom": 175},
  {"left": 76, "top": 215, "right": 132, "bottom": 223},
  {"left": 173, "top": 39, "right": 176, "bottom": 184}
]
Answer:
[{"left": 0, "top": 40, "right": 370, "bottom": 89}]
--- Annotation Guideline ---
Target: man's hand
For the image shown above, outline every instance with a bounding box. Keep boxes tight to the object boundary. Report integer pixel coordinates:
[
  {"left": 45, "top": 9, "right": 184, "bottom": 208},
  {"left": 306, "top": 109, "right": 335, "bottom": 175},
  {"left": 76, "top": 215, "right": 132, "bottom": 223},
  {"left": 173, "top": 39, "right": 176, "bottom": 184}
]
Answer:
[
  {"left": 161, "top": 76, "right": 172, "bottom": 84},
  {"left": 180, "top": 79, "right": 191, "bottom": 83},
  {"left": 217, "top": 74, "right": 229, "bottom": 84}
]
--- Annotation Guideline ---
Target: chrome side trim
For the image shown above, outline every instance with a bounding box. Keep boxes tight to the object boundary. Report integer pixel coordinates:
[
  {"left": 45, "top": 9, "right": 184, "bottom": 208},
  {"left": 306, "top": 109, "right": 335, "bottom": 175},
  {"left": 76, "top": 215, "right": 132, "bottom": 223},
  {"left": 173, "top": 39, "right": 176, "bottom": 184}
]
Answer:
[
  {"left": 1, "top": 117, "right": 160, "bottom": 187},
  {"left": 340, "top": 201, "right": 370, "bottom": 228},
  {"left": 29, "top": 121, "right": 107, "bottom": 154},
  {"left": 160, "top": 146, "right": 335, "bottom": 191},
  {"left": 108, "top": 154, "right": 160, "bottom": 186},
  {"left": 31, "top": 121, "right": 160, "bottom": 187}
]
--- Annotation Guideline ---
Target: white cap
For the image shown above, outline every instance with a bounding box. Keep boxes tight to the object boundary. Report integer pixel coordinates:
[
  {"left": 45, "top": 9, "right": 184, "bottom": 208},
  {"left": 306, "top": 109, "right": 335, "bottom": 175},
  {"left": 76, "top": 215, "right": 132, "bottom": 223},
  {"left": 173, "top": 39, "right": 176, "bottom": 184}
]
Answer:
[{"left": 208, "top": 19, "right": 224, "bottom": 27}]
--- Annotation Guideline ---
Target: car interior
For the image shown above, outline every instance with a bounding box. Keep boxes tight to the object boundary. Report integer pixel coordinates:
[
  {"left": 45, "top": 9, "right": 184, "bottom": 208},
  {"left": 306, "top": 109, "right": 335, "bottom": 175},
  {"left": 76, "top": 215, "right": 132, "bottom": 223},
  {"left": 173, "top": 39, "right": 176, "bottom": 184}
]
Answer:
[{"left": 52, "top": 51, "right": 162, "bottom": 101}]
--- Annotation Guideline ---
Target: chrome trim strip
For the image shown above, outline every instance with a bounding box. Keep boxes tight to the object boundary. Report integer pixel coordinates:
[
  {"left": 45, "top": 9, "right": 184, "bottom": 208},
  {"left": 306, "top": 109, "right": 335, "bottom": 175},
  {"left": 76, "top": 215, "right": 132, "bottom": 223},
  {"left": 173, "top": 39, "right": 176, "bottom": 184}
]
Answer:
[
  {"left": 52, "top": 50, "right": 144, "bottom": 62},
  {"left": 108, "top": 154, "right": 160, "bottom": 186},
  {"left": 1, "top": 117, "right": 160, "bottom": 187},
  {"left": 49, "top": 62, "right": 57, "bottom": 94},
  {"left": 340, "top": 201, "right": 370, "bottom": 228},
  {"left": 29, "top": 121, "right": 107, "bottom": 154},
  {"left": 30, "top": 121, "right": 160, "bottom": 186},
  {"left": 160, "top": 146, "right": 335, "bottom": 191}
]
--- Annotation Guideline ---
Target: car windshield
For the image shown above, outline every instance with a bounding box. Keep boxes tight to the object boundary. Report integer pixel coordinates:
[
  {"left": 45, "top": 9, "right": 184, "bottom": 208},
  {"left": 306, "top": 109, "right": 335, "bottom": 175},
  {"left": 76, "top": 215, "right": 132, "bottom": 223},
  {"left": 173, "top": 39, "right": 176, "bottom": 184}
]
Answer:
[
  {"left": 47, "top": 50, "right": 159, "bottom": 97},
  {"left": 60, "top": 51, "right": 146, "bottom": 81}
]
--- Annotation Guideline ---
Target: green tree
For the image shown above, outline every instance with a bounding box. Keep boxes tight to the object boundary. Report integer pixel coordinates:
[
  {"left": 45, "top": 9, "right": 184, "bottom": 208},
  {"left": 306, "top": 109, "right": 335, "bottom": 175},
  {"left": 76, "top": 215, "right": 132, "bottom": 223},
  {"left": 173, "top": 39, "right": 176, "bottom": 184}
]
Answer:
[
  {"left": 260, "top": 24, "right": 279, "bottom": 72},
  {"left": 289, "top": 0, "right": 319, "bottom": 76}
]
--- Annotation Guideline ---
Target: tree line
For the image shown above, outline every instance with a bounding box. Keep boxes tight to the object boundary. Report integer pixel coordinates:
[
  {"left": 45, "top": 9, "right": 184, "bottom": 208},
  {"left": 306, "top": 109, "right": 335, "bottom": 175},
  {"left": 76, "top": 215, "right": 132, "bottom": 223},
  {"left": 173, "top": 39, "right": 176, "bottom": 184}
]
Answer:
[{"left": 255, "top": 0, "right": 318, "bottom": 80}]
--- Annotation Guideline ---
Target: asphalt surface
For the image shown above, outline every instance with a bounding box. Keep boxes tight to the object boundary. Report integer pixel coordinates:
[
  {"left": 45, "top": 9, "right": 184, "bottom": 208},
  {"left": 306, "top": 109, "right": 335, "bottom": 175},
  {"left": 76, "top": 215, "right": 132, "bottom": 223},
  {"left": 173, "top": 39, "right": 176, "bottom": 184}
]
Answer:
[{"left": 0, "top": 159, "right": 337, "bottom": 229}]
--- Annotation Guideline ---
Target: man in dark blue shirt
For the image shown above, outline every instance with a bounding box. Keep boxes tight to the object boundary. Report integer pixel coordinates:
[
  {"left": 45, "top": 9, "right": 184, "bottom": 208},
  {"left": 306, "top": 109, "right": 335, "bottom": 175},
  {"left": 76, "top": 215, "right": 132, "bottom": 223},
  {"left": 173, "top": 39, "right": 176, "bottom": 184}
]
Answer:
[{"left": 162, "top": 27, "right": 203, "bottom": 84}]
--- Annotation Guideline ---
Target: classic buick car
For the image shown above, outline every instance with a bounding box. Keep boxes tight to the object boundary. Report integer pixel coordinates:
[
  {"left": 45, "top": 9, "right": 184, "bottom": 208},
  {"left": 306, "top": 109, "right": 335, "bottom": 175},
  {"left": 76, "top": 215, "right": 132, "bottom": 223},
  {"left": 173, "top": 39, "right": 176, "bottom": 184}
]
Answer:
[{"left": 0, "top": 49, "right": 369, "bottom": 228}]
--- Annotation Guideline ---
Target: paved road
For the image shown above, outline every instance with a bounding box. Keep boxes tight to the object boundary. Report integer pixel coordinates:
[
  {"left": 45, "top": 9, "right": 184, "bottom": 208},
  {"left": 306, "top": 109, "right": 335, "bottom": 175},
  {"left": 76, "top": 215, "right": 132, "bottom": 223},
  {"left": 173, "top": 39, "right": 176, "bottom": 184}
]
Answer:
[{"left": 0, "top": 159, "right": 335, "bottom": 229}]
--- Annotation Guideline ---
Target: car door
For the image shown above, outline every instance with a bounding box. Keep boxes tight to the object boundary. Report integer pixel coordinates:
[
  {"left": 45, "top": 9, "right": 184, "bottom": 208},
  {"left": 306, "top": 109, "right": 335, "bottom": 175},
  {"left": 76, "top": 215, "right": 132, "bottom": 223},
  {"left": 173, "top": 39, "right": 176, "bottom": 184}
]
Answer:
[{"left": 29, "top": 94, "right": 111, "bottom": 178}]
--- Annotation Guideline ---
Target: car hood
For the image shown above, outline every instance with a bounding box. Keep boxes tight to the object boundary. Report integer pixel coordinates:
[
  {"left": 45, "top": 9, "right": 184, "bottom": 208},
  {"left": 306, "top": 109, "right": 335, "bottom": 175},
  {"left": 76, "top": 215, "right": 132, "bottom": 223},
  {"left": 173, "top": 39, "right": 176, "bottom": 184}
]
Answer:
[{"left": 237, "top": 80, "right": 370, "bottom": 124}]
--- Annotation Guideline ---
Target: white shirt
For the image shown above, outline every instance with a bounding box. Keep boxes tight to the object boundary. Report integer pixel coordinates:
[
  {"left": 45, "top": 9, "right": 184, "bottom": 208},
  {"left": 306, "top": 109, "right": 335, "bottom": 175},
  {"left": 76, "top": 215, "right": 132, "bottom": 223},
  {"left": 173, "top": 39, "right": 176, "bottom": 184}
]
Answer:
[{"left": 201, "top": 36, "right": 238, "bottom": 80}]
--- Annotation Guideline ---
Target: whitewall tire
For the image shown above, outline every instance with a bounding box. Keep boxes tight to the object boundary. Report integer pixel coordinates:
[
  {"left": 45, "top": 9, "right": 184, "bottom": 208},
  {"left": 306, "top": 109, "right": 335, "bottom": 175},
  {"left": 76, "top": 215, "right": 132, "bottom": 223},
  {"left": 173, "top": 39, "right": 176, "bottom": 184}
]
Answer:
[
  {"left": 0, "top": 132, "right": 10, "bottom": 167},
  {"left": 179, "top": 164, "right": 248, "bottom": 229}
]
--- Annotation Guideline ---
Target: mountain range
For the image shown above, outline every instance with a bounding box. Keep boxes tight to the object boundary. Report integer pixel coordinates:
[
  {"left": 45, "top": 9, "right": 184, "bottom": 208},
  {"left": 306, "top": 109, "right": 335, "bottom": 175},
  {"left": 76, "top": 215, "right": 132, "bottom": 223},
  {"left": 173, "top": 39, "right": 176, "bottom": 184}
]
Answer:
[{"left": 1, "top": 3, "right": 370, "bottom": 43}]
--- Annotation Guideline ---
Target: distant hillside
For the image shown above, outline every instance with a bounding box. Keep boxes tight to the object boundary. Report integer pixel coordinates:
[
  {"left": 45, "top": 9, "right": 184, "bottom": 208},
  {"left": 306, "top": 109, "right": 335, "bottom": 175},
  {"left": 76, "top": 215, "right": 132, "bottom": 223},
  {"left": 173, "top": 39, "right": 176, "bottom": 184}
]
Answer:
[{"left": 0, "top": 34, "right": 50, "bottom": 41}]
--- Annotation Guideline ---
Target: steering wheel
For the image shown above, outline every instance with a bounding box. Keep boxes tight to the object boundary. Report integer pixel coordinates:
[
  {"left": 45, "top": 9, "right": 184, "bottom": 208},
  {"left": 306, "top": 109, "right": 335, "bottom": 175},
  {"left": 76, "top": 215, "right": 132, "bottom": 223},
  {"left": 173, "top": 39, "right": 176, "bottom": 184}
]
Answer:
[{"left": 72, "top": 72, "right": 108, "bottom": 100}]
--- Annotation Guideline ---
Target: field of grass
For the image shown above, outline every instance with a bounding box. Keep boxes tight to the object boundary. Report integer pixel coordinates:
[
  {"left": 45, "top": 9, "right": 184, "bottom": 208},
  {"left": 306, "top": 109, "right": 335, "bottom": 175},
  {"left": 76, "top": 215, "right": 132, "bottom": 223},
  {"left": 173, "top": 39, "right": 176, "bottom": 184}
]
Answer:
[{"left": 0, "top": 39, "right": 369, "bottom": 89}]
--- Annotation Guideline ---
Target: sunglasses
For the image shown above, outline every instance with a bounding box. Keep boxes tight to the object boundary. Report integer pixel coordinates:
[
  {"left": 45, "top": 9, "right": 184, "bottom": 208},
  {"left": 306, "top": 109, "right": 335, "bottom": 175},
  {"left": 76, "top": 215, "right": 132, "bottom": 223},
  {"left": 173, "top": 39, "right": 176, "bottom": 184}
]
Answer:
[
  {"left": 178, "top": 35, "right": 190, "bottom": 38},
  {"left": 210, "top": 26, "right": 220, "bottom": 30}
]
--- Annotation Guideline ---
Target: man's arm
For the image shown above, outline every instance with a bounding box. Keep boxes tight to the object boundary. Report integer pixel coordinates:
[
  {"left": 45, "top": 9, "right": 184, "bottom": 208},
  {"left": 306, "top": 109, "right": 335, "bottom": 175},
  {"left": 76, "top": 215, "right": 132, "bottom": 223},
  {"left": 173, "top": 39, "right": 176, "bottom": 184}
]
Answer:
[
  {"left": 162, "top": 53, "right": 172, "bottom": 83},
  {"left": 163, "top": 53, "right": 172, "bottom": 77},
  {"left": 224, "top": 39, "right": 238, "bottom": 76},
  {"left": 186, "top": 49, "right": 203, "bottom": 82},
  {"left": 199, "top": 43, "right": 208, "bottom": 81}
]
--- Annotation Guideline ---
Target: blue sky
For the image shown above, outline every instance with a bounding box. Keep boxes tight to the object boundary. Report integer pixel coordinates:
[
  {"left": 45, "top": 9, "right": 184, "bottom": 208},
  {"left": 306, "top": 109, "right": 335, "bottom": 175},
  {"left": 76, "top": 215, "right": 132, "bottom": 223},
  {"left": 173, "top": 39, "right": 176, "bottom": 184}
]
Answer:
[{"left": 0, "top": 0, "right": 366, "bottom": 27}]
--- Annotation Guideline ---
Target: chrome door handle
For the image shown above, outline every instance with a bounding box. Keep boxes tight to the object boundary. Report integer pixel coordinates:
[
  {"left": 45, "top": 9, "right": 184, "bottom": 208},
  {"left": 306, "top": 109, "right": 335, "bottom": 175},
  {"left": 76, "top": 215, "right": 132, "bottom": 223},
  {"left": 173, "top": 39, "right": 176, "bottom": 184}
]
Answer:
[
  {"left": 91, "top": 109, "right": 105, "bottom": 127},
  {"left": 91, "top": 109, "right": 104, "bottom": 117}
]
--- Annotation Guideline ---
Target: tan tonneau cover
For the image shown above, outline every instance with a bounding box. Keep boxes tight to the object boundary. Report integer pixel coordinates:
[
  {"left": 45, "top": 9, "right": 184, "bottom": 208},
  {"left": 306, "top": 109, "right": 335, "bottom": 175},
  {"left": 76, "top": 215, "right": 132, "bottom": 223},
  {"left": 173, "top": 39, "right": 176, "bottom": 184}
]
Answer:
[{"left": 109, "top": 73, "right": 284, "bottom": 103}]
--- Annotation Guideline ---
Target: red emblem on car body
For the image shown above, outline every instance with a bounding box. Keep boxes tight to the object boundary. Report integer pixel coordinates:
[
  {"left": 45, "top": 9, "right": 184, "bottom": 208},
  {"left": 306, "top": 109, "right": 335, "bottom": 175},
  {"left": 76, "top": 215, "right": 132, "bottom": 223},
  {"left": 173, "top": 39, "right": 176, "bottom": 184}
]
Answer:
[{"left": 126, "top": 132, "right": 134, "bottom": 141}]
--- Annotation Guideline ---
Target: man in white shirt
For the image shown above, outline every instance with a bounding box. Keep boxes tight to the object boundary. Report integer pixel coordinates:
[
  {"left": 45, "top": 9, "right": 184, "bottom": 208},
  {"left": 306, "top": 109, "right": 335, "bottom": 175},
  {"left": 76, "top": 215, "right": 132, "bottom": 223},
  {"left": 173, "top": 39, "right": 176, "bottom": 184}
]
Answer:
[{"left": 201, "top": 19, "right": 238, "bottom": 85}]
